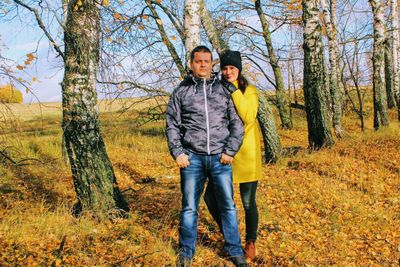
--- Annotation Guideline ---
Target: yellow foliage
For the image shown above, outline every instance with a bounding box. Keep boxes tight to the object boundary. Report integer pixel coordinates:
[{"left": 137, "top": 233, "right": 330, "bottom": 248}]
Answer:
[{"left": 0, "top": 84, "right": 23, "bottom": 103}]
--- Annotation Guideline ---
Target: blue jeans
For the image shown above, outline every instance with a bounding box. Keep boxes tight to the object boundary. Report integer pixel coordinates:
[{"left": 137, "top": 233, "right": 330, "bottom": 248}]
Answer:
[{"left": 179, "top": 152, "right": 243, "bottom": 259}]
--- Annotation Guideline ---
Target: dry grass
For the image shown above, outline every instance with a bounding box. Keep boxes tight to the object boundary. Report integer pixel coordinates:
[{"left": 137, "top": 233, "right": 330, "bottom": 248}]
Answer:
[{"left": 0, "top": 97, "right": 400, "bottom": 266}]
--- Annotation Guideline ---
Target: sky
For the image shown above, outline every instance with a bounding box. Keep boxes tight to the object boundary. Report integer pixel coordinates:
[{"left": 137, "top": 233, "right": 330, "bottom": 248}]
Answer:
[{"left": 0, "top": 15, "right": 64, "bottom": 103}]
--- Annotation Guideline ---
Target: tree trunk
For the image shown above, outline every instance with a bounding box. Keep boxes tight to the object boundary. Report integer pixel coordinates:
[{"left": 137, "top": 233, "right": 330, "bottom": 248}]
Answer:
[
  {"left": 62, "top": 0, "right": 127, "bottom": 216},
  {"left": 302, "top": 0, "right": 334, "bottom": 149},
  {"left": 369, "top": 0, "right": 390, "bottom": 129},
  {"left": 321, "top": 0, "right": 344, "bottom": 138},
  {"left": 385, "top": 37, "right": 396, "bottom": 108},
  {"left": 390, "top": 0, "right": 400, "bottom": 120},
  {"left": 198, "top": 0, "right": 228, "bottom": 55},
  {"left": 258, "top": 94, "right": 281, "bottom": 163},
  {"left": 199, "top": 1, "right": 281, "bottom": 162},
  {"left": 254, "top": 0, "right": 292, "bottom": 129},
  {"left": 184, "top": 0, "right": 201, "bottom": 68}
]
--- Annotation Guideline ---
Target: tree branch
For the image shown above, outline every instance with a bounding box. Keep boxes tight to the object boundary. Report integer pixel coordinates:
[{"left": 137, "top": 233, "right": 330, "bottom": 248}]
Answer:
[{"left": 13, "top": 0, "right": 65, "bottom": 61}]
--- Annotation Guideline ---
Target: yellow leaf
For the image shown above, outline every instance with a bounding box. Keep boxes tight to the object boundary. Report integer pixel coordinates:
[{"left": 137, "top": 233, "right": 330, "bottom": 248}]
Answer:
[
  {"left": 156, "top": 19, "right": 162, "bottom": 25},
  {"left": 123, "top": 27, "right": 129, "bottom": 32},
  {"left": 27, "top": 53, "right": 35, "bottom": 61},
  {"left": 113, "top": 12, "right": 122, "bottom": 20},
  {"left": 77, "top": 0, "right": 83, "bottom": 6},
  {"left": 156, "top": 0, "right": 162, "bottom": 3},
  {"left": 103, "top": 0, "right": 109, "bottom": 6},
  {"left": 16, "top": 65, "right": 24, "bottom": 70},
  {"left": 142, "top": 15, "right": 148, "bottom": 20},
  {"left": 171, "top": 35, "right": 177, "bottom": 40},
  {"left": 139, "top": 24, "right": 145, "bottom": 30},
  {"left": 106, "top": 37, "right": 112, "bottom": 42},
  {"left": 24, "top": 61, "right": 30, "bottom": 65}
]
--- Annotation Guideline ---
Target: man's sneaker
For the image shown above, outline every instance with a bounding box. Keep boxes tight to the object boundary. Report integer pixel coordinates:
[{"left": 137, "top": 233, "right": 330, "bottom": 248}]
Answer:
[
  {"left": 229, "top": 255, "right": 249, "bottom": 267},
  {"left": 176, "top": 256, "right": 191, "bottom": 267}
]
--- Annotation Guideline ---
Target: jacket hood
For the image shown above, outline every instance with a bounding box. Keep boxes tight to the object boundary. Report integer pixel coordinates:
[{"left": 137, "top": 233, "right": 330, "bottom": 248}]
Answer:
[{"left": 179, "top": 72, "right": 219, "bottom": 86}]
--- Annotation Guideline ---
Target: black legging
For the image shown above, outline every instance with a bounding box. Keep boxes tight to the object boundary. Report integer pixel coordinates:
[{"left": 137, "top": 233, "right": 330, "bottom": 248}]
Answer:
[{"left": 204, "top": 181, "right": 258, "bottom": 241}]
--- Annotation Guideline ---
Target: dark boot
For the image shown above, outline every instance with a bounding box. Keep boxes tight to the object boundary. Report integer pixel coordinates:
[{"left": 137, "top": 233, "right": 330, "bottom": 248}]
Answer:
[
  {"left": 176, "top": 256, "right": 191, "bottom": 267},
  {"left": 229, "top": 255, "right": 249, "bottom": 267}
]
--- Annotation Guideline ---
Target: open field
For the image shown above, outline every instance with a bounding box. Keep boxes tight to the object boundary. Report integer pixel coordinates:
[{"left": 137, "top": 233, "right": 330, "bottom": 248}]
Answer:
[{"left": 0, "top": 100, "right": 400, "bottom": 266}]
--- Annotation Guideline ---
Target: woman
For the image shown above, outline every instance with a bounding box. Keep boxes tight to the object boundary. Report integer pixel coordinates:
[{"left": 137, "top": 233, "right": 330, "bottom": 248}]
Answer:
[{"left": 204, "top": 50, "right": 262, "bottom": 262}]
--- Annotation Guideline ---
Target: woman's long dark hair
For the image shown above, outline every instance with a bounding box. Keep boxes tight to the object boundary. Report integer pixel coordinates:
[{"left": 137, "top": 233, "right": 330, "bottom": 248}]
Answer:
[
  {"left": 237, "top": 72, "right": 249, "bottom": 93},
  {"left": 222, "top": 71, "right": 249, "bottom": 93}
]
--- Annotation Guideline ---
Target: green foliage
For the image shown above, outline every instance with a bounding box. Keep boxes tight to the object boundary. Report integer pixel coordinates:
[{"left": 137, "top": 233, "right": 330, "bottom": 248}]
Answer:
[{"left": 0, "top": 84, "right": 23, "bottom": 103}]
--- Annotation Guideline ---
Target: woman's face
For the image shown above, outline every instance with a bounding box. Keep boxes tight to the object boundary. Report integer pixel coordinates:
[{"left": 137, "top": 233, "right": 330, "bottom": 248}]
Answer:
[{"left": 222, "top": 65, "right": 240, "bottom": 82}]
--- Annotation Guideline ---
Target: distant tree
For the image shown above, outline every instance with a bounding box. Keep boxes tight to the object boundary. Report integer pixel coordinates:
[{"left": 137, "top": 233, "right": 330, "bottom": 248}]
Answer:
[
  {"left": 0, "top": 84, "right": 23, "bottom": 103},
  {"left": 369, "top": 0, "right": 389, "bottom": 129},
  {"left": 302, "top": 0, "right": 334, "bottom": 149},
  {"left": 384, "top": 36, "right": 395, "bottom": 109}
]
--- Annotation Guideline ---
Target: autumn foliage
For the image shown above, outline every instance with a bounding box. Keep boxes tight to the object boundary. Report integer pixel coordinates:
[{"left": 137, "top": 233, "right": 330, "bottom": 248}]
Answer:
[
  {"left": 0, "top": 84, "right": 23, "bottom": 103},
  {"left": 0, "top": 100, "right": 399, "bottom": 265}
]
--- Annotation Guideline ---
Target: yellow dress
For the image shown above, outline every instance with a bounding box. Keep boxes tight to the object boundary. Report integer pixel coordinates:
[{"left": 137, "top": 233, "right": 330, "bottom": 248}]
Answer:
[{"left": 231, "top": 81, "right": 262, "bottom": 183}]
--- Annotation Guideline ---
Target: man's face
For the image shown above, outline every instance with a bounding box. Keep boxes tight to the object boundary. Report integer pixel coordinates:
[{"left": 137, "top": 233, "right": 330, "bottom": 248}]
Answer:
[{"left": 190, "top": 52, "right": 212, "bottom": 79}]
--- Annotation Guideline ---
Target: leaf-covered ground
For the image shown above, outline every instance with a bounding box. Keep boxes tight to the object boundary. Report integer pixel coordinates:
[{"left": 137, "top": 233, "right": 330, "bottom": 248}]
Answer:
[{"left": 0, "top": 106, "right": 399, "bottom": 266}]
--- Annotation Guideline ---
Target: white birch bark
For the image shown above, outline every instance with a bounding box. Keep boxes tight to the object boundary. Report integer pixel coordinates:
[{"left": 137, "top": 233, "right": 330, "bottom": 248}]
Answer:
[
  {"left": 369, "top": 0, "right": 390, "bottom": 128},
  {"left": 390, "top": 0, "right": 400, "bottom": 119},
  {"left": 184, "top": 0, "right": 201, "bottom": 67},
  {"left": 303, "top": 0, "right": 334, "bottom": 148},
  {"left": 321, "top": 0, "right": 344, "bottom": 137}
]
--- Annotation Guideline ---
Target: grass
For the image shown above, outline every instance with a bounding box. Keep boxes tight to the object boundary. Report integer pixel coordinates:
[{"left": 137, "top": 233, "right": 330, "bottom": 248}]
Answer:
[{"left": 0, "top": 97, "right": 400, "bottom": 266}]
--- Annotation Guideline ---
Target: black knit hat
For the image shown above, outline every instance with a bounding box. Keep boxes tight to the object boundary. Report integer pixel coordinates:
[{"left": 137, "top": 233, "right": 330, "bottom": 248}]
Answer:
[{"left": 220, "top": 50, "right": 242, "bottom": 72}]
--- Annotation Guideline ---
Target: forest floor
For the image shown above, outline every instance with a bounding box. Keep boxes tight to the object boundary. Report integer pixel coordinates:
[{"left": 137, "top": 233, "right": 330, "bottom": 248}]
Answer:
[{"left": 0, "top": 100, "right": 399, "bottom": 266}]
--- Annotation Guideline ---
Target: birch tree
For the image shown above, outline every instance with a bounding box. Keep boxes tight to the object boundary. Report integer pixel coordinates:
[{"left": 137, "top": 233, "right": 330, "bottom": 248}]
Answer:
[
  {"left": 254, "top": 0, "right": 292, "bottom": 129},
  {"left": 13, "top": 0, "right": 128, "bottom": 216},
  {"left": 390, "top": 0, "right": 400, "bottom": 120},
  {"left": 384, "top": 35, "right": 395, "bottom": 108},
  {"left": 302, "top": 0, "right": 334, "bottom": 149},
  {"left": 184, "top": 0, "right": 200, "bottom": 67},
  {"left": 369, "top": 0, "right": 389, "bottom": 129},
  {"left": 321, "top": 0, "right": 344, "bottom": 138}
]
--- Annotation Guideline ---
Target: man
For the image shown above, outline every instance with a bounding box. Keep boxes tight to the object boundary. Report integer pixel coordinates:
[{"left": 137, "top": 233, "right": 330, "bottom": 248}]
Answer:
[{"left": 166, "top": 45, "right": 248, "bottom": 267}]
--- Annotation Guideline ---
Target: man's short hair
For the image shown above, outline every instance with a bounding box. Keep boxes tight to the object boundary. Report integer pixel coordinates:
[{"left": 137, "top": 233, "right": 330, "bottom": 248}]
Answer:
[{"left": 190, "top": 46, "right": 213, "bottom": 62}]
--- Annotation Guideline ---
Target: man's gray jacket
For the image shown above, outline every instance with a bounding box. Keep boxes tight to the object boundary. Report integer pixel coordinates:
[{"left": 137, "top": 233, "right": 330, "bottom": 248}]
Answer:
[{"left": 166, "top": 73, "right": 244, "bottom": 159}]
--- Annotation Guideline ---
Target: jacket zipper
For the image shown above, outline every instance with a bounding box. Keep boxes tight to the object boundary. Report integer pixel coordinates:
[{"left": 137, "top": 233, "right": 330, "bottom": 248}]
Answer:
[{"left": 203, "top": 78, "right": 210, "bottom": 155}]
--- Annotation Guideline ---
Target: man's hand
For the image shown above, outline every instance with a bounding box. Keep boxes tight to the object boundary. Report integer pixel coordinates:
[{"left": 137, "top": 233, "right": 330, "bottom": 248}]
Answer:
[
  {"left": 220, "top": 153, "right": 234, "bottom": 164},
  {"left": 176, "top": 153, "right": 190, "bottom": 168}
]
